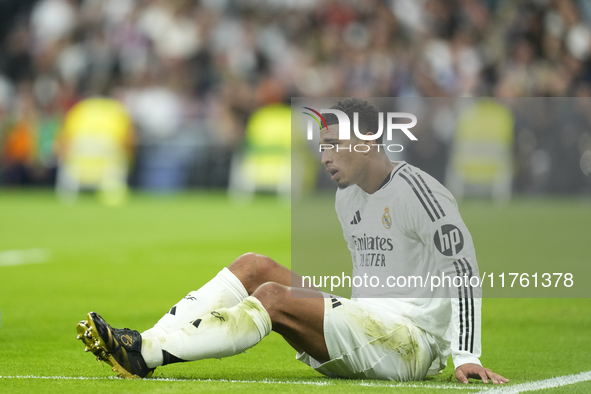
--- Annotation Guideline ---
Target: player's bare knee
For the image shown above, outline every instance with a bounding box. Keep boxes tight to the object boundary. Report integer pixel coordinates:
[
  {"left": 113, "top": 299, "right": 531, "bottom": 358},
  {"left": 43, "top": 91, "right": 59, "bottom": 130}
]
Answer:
[
  {"left": 251, "top": 282, "right": 289, "bottom": 325},
  {"left": 231, "top": 252, "right": 258, "bottom": 266},
  {"left": 230, "top": 252, "right": 277, "bottom": 271},
  {"left": 229, "top": 253, "right": 279, "bottom": 294},
  {"left": 252, "top": 281, "right": 288, "bottom": 304},
  {"left": 252, "top": 254, "right": 280, "bottom": 274}
]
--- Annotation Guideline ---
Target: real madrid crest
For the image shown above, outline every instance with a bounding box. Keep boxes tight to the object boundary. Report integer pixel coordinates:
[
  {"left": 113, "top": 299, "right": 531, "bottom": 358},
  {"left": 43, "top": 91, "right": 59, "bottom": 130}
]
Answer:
[{"left": 382, "top": 207, "right": 392, "bottom": 229}]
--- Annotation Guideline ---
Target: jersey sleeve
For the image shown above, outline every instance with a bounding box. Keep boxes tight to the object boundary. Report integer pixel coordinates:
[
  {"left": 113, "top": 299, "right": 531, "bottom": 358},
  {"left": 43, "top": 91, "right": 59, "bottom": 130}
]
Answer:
[{"left": 396, "top": 168, "right": 482, "bottom": 368}]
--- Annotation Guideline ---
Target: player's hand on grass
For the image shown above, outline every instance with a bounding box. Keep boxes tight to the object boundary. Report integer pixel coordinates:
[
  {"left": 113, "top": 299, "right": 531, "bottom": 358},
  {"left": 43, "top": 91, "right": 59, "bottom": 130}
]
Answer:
[{"left": 455, "top": 363, "right": 509, "bottom": 384}]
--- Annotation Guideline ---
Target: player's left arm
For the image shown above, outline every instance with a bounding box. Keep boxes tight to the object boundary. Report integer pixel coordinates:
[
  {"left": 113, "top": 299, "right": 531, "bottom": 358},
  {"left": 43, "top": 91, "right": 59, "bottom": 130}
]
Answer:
[{"left": 398, "top": 169, "right": 508, "bottom": 384}]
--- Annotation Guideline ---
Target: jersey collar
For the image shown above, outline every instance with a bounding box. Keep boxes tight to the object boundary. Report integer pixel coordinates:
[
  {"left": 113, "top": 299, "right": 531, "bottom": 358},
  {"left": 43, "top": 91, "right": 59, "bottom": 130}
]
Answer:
[{"left": 375, "top": 161, "right": 407, "bottom": 192}]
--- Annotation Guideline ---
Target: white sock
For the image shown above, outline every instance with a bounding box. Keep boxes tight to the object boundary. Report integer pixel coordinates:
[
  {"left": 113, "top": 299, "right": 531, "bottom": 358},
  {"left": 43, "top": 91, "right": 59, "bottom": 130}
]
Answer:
[
  {"left": 142, "top": 268, "right": 248, "bottom": 338},
  {"left": 141, "top": 296, "right": 272, "bottom": 368}
]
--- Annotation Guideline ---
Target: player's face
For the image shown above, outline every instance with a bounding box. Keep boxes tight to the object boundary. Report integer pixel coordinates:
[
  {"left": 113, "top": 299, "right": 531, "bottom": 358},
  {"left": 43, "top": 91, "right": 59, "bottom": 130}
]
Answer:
[{"left": 319, "top": 124, "right": 364, "bottom": 189}]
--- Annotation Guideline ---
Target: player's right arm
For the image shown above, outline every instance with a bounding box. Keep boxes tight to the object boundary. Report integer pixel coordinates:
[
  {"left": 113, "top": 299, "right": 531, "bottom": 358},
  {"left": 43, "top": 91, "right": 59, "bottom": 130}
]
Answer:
[{"left": 395, "top": 167, "right": 508, "bottom": 384}]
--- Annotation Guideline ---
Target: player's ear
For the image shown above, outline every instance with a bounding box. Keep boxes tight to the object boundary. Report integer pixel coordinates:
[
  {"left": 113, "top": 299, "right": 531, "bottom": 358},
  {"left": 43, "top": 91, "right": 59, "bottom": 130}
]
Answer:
[{"left": 362, "top": 133, "right": 374, "bottom": 156}]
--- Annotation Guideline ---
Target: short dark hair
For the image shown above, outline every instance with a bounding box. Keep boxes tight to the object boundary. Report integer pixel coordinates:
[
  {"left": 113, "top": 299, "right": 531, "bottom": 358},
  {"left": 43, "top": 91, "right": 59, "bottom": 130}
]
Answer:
[{"left": 322, "top": 98, "right": 382, "bottom": 143}]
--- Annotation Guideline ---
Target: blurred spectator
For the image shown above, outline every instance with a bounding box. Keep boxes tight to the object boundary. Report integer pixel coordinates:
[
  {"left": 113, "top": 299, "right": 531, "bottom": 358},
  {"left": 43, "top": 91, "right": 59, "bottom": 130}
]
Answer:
[
  {"left": 30, "top": 0, "right": 77, "bottom": 51},
  {"left": 55, "top": 97, "right": 134, "bottom": 205},
  {"left": 228, "top": 78, "right": 293, "bottom": 201},
  {"left": 0, "top": 0, "right": 589, "bottom": 195},
  {"left": 1, "top": 84, "right": 37, "bottom": 185}
]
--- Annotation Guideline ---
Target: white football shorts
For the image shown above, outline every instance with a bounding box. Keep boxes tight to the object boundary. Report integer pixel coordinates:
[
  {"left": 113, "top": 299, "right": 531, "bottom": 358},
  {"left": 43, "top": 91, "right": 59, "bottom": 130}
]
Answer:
[{"left": 296, "top": 296, "right": 437, "bottom": 381}]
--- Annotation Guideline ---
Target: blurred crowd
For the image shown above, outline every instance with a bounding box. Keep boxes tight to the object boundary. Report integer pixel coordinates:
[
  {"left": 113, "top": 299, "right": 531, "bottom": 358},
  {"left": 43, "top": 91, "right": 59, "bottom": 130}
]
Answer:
[{"left": 1, "top": 0, "right": 591, "bottom": 194}]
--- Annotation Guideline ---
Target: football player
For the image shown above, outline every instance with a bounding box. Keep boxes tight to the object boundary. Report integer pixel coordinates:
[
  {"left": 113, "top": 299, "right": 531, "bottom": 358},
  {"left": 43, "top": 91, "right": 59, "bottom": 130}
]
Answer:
[{"left": 77, "top": 99, "right": 508, "bottom": 385}]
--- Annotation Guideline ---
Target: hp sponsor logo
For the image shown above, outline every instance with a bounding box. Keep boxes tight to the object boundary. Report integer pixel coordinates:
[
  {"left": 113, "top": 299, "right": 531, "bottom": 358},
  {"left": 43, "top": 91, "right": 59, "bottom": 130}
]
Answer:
[{"left": 434, "top": 224, "right": 464, "bottom": 256}]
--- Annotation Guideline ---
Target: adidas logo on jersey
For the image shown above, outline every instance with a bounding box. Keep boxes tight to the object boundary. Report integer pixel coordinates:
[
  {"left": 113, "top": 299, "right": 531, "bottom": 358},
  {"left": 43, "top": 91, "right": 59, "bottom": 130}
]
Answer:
[
  {"left": 330, "top": 297, "right": 342, "bottom": 308},
  {"left": 350, "top": 210, "right": 361, "bottom": 225}
]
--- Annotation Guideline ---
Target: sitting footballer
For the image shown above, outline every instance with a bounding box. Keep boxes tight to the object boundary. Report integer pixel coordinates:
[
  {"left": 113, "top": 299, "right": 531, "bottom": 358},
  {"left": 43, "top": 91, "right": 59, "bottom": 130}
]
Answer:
[{"left": 76, "top": 98, "right": 508, "bottom": 385}]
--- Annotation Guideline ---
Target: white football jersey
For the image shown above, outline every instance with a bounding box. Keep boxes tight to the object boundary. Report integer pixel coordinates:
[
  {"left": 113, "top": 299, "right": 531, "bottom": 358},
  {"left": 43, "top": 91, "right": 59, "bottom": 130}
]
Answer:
[{"left": 335, "top": 161, "right": 482, "bottom": 373}]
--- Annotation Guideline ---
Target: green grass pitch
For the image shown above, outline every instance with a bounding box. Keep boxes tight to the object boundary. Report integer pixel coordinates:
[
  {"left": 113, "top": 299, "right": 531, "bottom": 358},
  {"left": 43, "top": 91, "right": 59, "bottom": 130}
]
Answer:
[{"left": 0, "top": 190, "right": 590, "bottom": 393}]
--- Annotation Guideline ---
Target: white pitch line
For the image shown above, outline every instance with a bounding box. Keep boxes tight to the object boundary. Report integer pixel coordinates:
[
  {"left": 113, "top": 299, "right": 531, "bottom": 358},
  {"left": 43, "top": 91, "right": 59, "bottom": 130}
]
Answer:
[
  {"left": 0, "top": 375, "right": 480, "bottom": 390},
  {"left": 474, "top": 371, "right": 591, "bottom": 394},
  {"left": 3, "top": 372, "right": 590, "bottom": 392},
  {"left": 0, "top": 249, "right": 49, "bottom": 267}
]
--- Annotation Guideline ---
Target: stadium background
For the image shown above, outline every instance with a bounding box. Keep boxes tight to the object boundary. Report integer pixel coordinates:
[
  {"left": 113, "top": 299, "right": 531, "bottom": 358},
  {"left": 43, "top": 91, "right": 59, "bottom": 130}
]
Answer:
[
  {"left": 0, "top": 0, "right": 590, "bottom": 192},
  {"left": 1, "top": 1, "right": 590, "bottom": 393}
]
